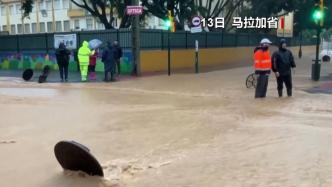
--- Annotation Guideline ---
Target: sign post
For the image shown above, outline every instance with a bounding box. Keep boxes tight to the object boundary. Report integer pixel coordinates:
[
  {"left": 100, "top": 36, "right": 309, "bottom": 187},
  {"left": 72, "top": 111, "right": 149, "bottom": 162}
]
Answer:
[
  {"left": 195, "top": 40, "right": 199, "bottom": 73},
  {"left": 277, "top": 12, "right": 294, "bottom": 38},
  {"left": 168, "top": 29, "right": 171, "bottom": 76},
  {"left": 126, "top": 4, "right": 143, "bottom": 76},
  {"left": 190, "top": 16, "right": 203, "bottom": 33}
]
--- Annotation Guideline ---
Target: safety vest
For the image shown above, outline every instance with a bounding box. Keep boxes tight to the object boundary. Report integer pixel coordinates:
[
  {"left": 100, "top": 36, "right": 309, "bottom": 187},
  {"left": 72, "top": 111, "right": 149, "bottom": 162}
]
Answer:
[{"left": 253, "top": 49, "right": 272, "bottom": 71}]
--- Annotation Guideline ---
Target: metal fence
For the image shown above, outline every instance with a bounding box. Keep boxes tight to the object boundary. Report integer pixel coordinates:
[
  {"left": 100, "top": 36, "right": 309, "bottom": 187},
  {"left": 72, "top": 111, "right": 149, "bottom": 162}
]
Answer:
[{"left": 0, "top": 29, "right": 315, "bottom": 52}]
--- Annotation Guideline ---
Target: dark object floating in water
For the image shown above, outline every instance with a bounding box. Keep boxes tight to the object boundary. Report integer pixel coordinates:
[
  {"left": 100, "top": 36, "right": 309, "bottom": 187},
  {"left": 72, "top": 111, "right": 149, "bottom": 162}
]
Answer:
[
  {"left": 54, "top": 140, "right": 104, "bottom": 177},
  {"left": 22, "top": 69, "right": 34, "bottom": 81},
  {"left": 38, "top": 65, "right": 50, "bottom": 83}
]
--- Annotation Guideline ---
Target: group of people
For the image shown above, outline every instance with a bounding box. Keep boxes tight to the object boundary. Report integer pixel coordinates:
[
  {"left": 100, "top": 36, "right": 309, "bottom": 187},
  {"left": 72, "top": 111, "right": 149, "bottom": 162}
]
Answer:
[
  {"left": 55, "top": 40, "right": 122, "bottom": 82},
  {"left": 253, "top": 38, "right": 296, "bottom": 98}
]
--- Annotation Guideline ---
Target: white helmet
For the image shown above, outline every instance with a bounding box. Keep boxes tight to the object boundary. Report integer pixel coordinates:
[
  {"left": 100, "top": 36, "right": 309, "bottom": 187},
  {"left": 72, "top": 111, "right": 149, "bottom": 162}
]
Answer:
[{"left": 260, "top": 38, "right": 272, "bottom": 44}]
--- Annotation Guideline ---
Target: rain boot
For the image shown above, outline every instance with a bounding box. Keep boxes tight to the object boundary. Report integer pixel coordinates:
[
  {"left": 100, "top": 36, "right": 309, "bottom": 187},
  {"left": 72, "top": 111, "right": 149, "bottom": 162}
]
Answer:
[
  {"left": 287, "top": 89, "right": 292, "bottom": 97},
  {"left": 92, "top": 72, "right": 97, "bottom": 80},
  {"left": 278, "top": 89, "right": 283, "bottom": 97}
]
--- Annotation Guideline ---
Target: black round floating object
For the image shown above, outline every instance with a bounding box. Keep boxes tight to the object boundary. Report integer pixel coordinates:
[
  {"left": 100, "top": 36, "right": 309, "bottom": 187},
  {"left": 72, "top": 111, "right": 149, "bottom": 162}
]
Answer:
[
  {"left": 54, "top": 141, "right": 104, "bottom": 177},
  {"left": 22, "top": 69, "right": 34, "bottom": 81},
  {"left": 38, "top": 65, "right": 50, "bottom": 83}
]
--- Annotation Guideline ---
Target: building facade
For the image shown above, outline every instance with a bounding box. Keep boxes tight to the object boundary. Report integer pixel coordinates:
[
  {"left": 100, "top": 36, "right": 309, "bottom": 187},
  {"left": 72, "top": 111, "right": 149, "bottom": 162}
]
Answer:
[
  {"left": 0, "top": 0, "right": 122, "bottom": 34},
  {"left": 0, "top": 0, "right": 170, "bottom": 34}
]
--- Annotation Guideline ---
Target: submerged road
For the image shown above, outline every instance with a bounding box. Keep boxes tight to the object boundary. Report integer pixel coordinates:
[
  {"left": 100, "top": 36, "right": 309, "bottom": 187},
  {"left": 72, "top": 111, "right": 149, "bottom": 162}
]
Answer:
[{"left": 1, "top": 51, "right": 332, "bottom": 187}]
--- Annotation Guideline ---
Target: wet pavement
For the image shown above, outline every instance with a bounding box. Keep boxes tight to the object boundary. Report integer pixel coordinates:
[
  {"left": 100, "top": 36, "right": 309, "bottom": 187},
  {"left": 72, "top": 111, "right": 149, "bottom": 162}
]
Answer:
[{"left": 1, "top": 50, "right": 332, "bottom": 187}]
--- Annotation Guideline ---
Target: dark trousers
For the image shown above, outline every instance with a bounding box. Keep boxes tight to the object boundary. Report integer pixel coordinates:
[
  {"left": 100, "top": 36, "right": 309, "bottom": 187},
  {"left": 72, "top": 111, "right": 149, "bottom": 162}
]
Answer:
[
  {"left": 88, "top": 65, "right": 95, "bottom": 72},
  {"left": 277, "top": 74, "right": 292, "bottom": 97},
  {"left": 255, "top": 74, "right": 269, "bottom": 98},
  {"left": 58, "top": 62, "right": 69, "bottom": 80},
  {"left": 115, "top": 59, "right": 120, "bottom": 74},
  {"left": 104, "top": 71, "right": 115, "bottom": 81},
  {"left": 104, "top": 66, "right": 115, "bottom": 81}
]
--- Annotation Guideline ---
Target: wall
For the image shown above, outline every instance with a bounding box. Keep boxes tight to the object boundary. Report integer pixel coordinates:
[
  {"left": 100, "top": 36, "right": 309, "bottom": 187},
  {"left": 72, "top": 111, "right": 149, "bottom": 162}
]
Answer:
[
  {"left": 0, "top": 50, "right": 134, "bottom": 74},
  {"left": 140, "top": 46, "right": 316, "bottom": 73},
  {"left": 0, "top": 46, "right": 315, "bottom": 74}
]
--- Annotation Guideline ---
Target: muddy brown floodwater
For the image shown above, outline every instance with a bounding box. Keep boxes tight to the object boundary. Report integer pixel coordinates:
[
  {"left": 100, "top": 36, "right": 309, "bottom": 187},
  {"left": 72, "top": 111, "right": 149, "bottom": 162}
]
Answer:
[{"left": 1, "top": 53, "right": 332, "bottom": 187}]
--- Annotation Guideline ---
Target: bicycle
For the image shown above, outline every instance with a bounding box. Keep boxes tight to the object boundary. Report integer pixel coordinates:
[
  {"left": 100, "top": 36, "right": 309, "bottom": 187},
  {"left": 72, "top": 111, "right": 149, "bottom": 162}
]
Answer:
[{"left": 246, "top": 73, "right": 257, "bottom": 88}]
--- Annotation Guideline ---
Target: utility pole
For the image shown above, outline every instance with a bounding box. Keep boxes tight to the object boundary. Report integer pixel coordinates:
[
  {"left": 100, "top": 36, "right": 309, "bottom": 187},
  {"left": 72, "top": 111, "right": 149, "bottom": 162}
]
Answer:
[
  {"left": 52, "top": 0, "right": 55, "bottom": 32},
  {"left": 131, "top": 0, "right": 141, "bottom": 76}
]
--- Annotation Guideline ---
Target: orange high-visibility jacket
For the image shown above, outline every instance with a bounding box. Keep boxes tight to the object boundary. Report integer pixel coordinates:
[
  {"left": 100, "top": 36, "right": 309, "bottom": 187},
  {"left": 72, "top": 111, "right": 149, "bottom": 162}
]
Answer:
[{"left": 253, "top": 49, "right": 272, "bottom": 71}]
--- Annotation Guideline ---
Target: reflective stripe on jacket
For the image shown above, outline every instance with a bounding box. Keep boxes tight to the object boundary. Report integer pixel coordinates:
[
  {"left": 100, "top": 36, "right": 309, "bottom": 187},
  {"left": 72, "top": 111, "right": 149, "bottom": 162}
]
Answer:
[{"left": 254, "top": 49, "right": 272, "bottom": 71}]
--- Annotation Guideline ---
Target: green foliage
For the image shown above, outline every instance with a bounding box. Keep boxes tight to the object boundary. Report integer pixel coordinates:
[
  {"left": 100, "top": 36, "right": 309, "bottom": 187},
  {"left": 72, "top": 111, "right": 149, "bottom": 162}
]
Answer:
[
  {"left": 22, "top": 0, "right": 34, "bottom": 19},
  {"left": 241, "top": 0, "right": 332, "bottom": 36}
]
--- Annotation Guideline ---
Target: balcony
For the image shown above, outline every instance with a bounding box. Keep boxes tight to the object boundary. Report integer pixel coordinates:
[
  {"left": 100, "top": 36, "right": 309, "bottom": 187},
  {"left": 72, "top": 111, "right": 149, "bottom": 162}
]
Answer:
[{"left": 67, "top": 9, "right": 85, "bottom": 17}]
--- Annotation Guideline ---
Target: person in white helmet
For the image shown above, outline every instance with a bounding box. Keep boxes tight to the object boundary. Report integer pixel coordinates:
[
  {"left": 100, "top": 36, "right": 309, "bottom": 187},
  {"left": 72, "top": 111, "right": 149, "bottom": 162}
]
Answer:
[{"left": 253, "top": 38, "right": 273, "bottom": 98}]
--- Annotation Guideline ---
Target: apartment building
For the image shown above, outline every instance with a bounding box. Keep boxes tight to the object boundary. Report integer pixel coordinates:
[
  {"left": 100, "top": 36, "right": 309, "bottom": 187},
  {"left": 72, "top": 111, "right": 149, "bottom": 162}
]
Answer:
[
  {"left": 0, "top": 0, "right": 180, "bottom": 34},
  {"left": 0, "top": 0, "right": 117, "bottom": 34}
]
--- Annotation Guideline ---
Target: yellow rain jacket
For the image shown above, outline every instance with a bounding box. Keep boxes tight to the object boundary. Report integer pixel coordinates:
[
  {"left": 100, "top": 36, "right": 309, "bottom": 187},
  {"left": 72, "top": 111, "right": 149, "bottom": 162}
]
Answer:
[{"left": 78, "top": 41, "right": 94, "bottom": 65}]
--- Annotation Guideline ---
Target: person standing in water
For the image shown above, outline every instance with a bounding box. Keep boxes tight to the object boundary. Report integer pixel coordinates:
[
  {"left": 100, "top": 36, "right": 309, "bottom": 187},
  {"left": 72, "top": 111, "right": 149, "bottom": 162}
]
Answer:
[
  {"left": 272, "top": 39, "right": 296, "bottom": 97},
  {"left": 78, "top": 41, "right": 94, "bottom": 82},
  {"left": 102, "top": 41, "right": 116, "bottom": 82},
  {"left": 88, "top": 48, "right": 99, "bottom": 81},
  {"left": 253, "top": 38, "right": 273, "bottom": 98},
  {"left": 55, "top": 42, "right": 71, "bottom": 82},
  {"left": 113, "top": 41, "right": 123, "bottom": 76}
]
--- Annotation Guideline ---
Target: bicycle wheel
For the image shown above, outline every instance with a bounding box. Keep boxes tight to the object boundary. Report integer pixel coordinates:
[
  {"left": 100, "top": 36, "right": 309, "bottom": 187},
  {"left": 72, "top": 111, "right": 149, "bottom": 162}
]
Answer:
[{"left": 246, "top": 73, "right": 255, "bottom": 88}]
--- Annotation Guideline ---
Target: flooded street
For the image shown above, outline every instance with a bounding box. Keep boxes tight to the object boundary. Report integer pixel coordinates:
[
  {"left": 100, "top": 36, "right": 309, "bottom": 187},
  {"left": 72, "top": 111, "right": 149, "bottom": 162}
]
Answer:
[{"left": 1, "top": 52, "right": 332, "bottom": 187}]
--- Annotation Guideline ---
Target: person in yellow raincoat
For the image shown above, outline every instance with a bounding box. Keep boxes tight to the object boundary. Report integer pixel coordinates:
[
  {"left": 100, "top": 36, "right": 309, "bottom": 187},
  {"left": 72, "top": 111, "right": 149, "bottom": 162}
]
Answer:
[{"left": 78, "top": 41, "right": 95, "bottom": 82}]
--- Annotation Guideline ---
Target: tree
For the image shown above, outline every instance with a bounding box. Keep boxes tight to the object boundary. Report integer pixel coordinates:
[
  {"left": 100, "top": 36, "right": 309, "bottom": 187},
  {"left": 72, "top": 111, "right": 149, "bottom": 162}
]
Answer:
[
  {"left": 141, "top": 0, "right": 196, "bottom": 30},
  {"left": 22, "top": 0, "right": 34, "bottom": 19},
  {"left": 70, "top": 0, "right": 133, "bottom": 29},
  {"left": 195, "top": 0, "right": 246, "bottom": 31},
  {"left": 241, "top": 0, "right": 332, "bottom": 35},
  {"left": 21, "top": 0, "right": 134, "bottom": 29}
]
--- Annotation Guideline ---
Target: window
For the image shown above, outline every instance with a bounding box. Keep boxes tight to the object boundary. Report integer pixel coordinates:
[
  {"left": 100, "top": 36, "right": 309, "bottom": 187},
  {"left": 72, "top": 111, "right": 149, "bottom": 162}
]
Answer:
[
  {"left": 2, "top": 25, "right": 7, "bottom": 31},
  {"left": 63, "top": 0, "right": 70, "bottom": 9},
  {"left": 55, "top": 21, "right": 62, "bottom": 32},
  {"left": 24, "top": 24, "right": 30, "bottom": 33},
  {"left": 9, "top": 5, "right": 15, "bottom": 15},
  {"left": 39, "top": 0, "right": 46, "bottom": 10},
  {"left": 46, "top": 0, "right": 52, "bottom": 10},
  {"left": 71, "top": 0, "right": 82, "bottom": 9},
  {"left": 40, "top": 22, "right": 45, "bottom": 32},
  {"left": 31, "top": 23, "right": 37, "bottom": 33},
  {"left": 17, "top": 24, "right": 22, "bottom": 34},
  {"left": 86, "top": 18, "right": 93, "bottom": 30},
  {"left": 47, "top": 22, "right": 53, "bottom": 32},
  {"left": 54, "top": 0, "right": 61, "bottom": 9},
  {"left": 16, "top": 4, "right": 21, "bottom": 14},
  {"left": 11, "top": 25, "right": 15, "bottom": 34},
  {"left": 74, "top": 19, "right": 80, "bottom": 29},
  {"left": 31, "top": 4, "right": 36, "bottom": 12},
  {"left": 63, "top": 20, "right": 70, "bottom": 31},
  {"left": 1, "top": 6, "right": 6, "bottom": 16},
  {"left": 96, "top": 22, "right": 105, "bottom": 30}
]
